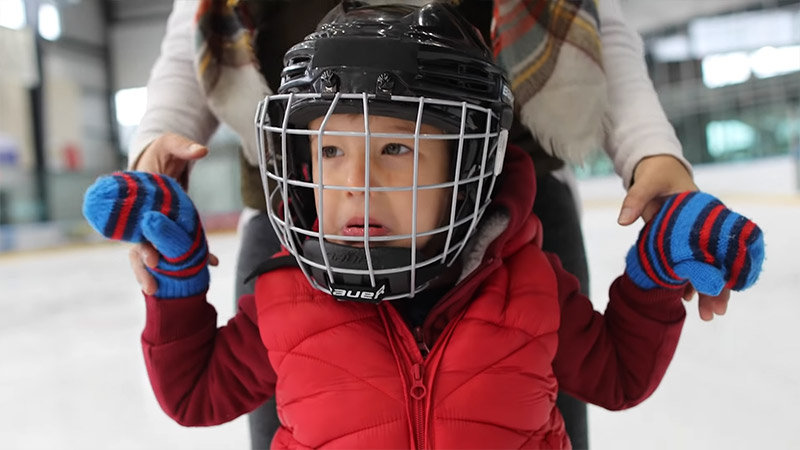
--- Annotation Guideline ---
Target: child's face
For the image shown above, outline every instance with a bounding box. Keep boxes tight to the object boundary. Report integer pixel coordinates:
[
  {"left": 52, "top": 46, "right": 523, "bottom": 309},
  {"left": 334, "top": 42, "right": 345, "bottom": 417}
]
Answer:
[{"left": 308, "top": 114, "right": 450, "bottom": 249}]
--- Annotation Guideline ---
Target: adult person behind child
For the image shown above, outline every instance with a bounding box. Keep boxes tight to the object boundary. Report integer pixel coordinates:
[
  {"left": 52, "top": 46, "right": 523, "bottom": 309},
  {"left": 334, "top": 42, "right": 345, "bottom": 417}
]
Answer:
[{"left": 125, "top": 1, "right": 730, "bottom": 448}]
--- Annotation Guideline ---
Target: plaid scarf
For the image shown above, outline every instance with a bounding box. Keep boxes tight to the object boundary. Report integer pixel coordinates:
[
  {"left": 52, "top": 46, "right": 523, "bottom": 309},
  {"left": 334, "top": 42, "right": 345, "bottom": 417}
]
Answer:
[
  {"left": 194, "top": 0, "right": 257, "bottom": 95},
  {"left": 194, "top": 0, "right": 606, "bottom": 163},
  {"left": 492, "top": 0, "right": 606, "bottom": 161},
  {"left": 492, "top": 0, "right": 602, "bottom": 102}
]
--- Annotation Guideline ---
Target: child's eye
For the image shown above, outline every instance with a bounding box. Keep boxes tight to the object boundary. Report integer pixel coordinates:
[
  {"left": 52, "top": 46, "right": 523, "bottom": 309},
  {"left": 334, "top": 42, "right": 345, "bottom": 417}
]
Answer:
[
  {"left": 321, "top": 146, "right": 343, "bottom": 158},
  {"left": 382, "top": 143, "right": 412, "bottom": 156}
]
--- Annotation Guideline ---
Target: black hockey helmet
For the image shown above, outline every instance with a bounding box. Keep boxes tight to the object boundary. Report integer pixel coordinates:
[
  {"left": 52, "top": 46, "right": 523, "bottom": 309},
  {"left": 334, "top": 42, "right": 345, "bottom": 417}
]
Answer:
[{"left": 255, "top": 1, "right": 513, "bottom": 301}]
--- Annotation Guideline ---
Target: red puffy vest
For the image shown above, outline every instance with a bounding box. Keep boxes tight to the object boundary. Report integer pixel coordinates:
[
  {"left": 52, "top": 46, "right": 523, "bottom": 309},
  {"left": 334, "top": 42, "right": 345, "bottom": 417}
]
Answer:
[{"left": 254, "top": 214, "right": 571, "bottom": 449}]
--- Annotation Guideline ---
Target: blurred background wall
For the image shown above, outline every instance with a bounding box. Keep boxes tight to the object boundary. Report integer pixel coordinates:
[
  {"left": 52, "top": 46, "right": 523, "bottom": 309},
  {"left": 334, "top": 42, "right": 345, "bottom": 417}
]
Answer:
[
  {"left": 579, "top": 0, "right": 800, "bottom": 178},
  {"left": 0, "top": 0, "right": 241, "bottom": 252}
]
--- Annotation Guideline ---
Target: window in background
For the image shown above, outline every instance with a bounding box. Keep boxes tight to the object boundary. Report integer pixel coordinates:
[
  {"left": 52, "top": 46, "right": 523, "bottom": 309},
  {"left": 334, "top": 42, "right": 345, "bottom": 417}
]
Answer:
[
  {"left": 38, "top": 1, "right": 61, "bottom": 41},
  {"left": 701, "top": 52, "right": 752, "bottom": 88},
  {"left": 0, "top": 0, "right": 26, "bottom": 30},
  {"left": 650, "top": 34, "right": 691, "bottom": 63},
  {"left": 776, "top": 111, "right": 800, "bottom": 149},
  {"left": 706, "top": 120, "right": 757, "bottom": 160},
  {"left": 750, "top": 45, "right": 800, "bottom": 79},
  {"left": 114, "top": 87, "right": 148, "bottom": 155},
  {"left": 701, "top": 45, "right": 800, "bottom": 89}
]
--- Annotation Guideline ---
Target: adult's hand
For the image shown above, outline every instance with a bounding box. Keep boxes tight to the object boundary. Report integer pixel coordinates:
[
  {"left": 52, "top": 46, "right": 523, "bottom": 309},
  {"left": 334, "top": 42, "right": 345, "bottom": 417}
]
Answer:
[
  {"left": 617, "top": 154, "right": 730, "bottom": 321},
  {"left": 132, "top": 132, "right": 209, "bottom": 188},
  {"left": 128, "top": 133, "right": 218, "bottom": 295},
  {"left": 618, "top": 155, "right": 697, "bottom": 225}
]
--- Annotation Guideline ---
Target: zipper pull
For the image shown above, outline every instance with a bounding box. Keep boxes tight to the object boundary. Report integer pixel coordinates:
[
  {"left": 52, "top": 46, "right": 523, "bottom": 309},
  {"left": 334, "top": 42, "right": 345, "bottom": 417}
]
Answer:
[
  {"left": 413, "top": 326, "right": 431, "bottom": 357},
  {"left": 410, "top": 363, "right": 427, "bottom": 400}
]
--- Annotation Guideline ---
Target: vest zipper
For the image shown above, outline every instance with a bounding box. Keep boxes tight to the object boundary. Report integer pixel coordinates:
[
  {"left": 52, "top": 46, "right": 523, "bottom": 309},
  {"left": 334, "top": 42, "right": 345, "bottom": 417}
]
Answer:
[
  {"left": 379, "top": 306, "right": 429, "bottom": 449},
  {"left": 382, "top": 257, "right": 501, "bottom": 449},
  {"left": 413, "top": 326, "right": 430, "bottom": 357},
  {"left": 410, "top": 362, "right": 427, "bottom": 449}
]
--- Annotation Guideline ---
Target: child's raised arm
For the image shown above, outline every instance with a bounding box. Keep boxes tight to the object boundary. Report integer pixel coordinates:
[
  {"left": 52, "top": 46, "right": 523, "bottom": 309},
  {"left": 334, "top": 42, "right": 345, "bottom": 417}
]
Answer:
[
  {"left": 83, "top": 172, "right": 276, "bottom": 425},
  {"left": 141, "top": 292, "right": 276, "bottom": 426},
  {"left": 552, "top": 192, "right": 763, "bottom": 410}
]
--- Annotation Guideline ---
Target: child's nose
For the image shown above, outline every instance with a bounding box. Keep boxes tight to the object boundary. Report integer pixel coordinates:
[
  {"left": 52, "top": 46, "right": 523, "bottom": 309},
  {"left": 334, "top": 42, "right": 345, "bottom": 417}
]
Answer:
[{"left": 344, "top": 152, "right": 369, "bottom": 195}]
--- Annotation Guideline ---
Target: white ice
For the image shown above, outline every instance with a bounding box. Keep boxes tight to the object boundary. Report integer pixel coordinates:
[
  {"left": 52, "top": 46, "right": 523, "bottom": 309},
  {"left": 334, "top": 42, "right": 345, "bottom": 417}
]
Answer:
[{"left": 1, "top": 156, "right": 798, "bottom": 449}]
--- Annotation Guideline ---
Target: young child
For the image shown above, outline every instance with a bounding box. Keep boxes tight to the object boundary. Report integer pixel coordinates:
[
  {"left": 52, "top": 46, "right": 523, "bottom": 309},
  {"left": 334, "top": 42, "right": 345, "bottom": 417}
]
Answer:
[{"left": 83, "top": 3, "right": 763, "bottom": 449}]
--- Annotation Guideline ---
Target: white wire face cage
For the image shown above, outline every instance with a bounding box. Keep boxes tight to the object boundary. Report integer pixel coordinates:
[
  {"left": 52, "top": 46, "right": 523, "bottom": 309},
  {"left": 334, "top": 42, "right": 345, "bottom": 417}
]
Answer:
[{"left": 255, "top": 91, "right": 509, "bottom": 302}]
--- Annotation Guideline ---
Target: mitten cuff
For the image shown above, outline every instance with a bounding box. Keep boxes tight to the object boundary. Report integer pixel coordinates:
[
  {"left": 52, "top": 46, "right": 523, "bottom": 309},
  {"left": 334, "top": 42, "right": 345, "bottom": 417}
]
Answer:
[{"left": 150, "top": 265, "right": 210, "bottom": 299}]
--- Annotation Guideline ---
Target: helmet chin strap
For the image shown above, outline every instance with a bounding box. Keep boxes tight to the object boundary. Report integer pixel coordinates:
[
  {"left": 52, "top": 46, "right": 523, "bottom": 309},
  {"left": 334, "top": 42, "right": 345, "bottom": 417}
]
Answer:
[{"left": 302, "top": 239, "right": 442, "bottom": 303}]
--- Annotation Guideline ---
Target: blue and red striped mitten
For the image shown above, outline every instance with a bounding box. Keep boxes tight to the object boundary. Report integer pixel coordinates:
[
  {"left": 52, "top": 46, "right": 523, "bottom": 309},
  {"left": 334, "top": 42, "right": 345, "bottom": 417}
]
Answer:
[
  {"left": 82, "top": 171, "right": 209, "bottom": 298},
  {"left": 625, "top": 191, "right": 764, "bottom": 295}
]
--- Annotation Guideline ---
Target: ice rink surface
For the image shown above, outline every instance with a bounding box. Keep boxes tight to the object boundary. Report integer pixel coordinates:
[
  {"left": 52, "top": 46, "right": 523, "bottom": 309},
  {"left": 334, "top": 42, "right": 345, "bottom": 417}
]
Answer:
[{"left": 2, "top": 157, "right": 799, "bottom": 449}]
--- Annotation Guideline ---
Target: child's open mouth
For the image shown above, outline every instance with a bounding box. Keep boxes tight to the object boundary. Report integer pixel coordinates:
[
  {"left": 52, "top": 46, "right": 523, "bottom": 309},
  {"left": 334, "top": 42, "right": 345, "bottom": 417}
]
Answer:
[{"left": 341, "top": 218, "right": 388, "bottom": 237}]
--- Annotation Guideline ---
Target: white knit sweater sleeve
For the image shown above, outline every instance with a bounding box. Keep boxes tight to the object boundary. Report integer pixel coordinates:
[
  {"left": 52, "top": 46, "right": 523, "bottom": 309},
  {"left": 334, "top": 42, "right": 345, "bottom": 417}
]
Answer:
[
  {"left": 127, "top": 0, "right": 219, "bottom": 170},
  {"left": 599, "top": 0, "right": 692, "bottom": 188}
]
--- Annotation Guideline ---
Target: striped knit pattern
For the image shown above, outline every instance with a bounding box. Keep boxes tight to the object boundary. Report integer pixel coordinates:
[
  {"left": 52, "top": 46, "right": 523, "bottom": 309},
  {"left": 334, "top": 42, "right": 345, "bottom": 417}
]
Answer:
[
  {"left": 82, "top": 172, "right": 210, "bottom": 298},
  {"left": 625, "top": 191, "right": 764, "bottom": 295},
  {"left": 492, "top": 0, "right": 602, "bottom": 101}
]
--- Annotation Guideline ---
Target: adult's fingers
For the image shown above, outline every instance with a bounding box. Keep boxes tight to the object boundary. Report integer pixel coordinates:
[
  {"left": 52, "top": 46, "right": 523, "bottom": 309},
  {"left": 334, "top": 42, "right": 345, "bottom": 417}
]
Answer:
[
  {"left": 640, "top": 200, "right": 664, "bottom": 223},
  {"left": 129, "top": 243, "right": 158, "bottom": 295},
  {"left": 699, "top": 289, "right": 730, "bottom": 316},
  {"left": 132, "top": 133, "right": 208, "bottom": 186},
  {"left": 682, "top": 284, "right": 696, "bottom": 301},
  {"left": 697, "top": 296, "right": 715, "bottom": 321},
  {"left": 696, "top": 289, "right": 731, "bottom": 321},
  {"left": 619, "top": 155, "right": 697, "bottom": 225},
  {"left": 618, "top": 182, "right": 658, "bottom": 225}
]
